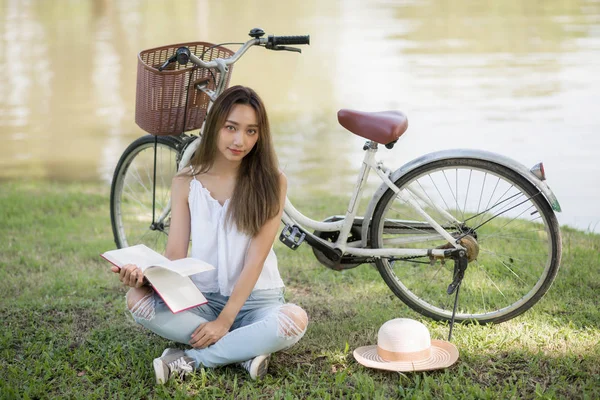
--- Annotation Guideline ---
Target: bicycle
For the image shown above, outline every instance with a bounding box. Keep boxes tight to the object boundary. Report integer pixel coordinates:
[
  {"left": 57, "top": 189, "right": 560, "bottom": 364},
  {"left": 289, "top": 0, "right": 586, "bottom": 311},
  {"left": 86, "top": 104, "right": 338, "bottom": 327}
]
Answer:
[{"left": 110, "top": 28, "right": 562, "bottom": 325}]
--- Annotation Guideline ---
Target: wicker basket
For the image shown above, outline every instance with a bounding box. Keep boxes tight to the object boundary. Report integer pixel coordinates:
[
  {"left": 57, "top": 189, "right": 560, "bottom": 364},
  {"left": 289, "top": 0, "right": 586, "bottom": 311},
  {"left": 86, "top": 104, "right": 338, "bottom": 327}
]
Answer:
[{"left": 135, "top": 42, "right": 234, "bottom": 136}]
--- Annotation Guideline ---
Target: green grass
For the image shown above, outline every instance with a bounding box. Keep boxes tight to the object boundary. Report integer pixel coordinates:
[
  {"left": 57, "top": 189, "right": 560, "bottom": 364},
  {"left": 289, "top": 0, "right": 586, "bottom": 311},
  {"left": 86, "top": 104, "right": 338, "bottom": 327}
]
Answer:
[{"left": 0, "top": 181, "right": 599, "bottom": 399}]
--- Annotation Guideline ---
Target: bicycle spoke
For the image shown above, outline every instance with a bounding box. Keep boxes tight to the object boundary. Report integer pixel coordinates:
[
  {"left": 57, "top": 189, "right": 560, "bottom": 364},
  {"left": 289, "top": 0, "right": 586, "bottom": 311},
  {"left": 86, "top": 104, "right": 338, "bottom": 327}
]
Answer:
[
  {"left": 132, "top": 158, "right": 153, "bottom": 197},
  {"left": 124, "top": 172, "right": 150, "bottom": 206},
  {"left": 470, "top": 196, "right": 539, "bottom": 232},
  {"left": 411, "top": 178, "right": 459, "bottom": 225},
  {"left": 428, "top": 174, "right": 452, "bottom": 213},
  {"left": 123, "top": 180, "right": 151, "bottom": 212},
  {"left": 480, "top": 286, "right": 487, "bottom": 314},
  {"left": 473, "top": 261, "right": 507, "bottom": 300},
  {"left": 422, "top": 262, "right": 448, "bottom": 296},
  {"left": 476, "top": 172, "right": 487, "bottom": 219},
  {"left": 478, "top": 247, "right": 529, "bottom": 265},
  {"left": 462, "top": 169, "right": 473, "bottom": 219},
  {"left": 481, "top": 230, "right": 547, "bottom": 241},
  {"left": 415, "top": 179, "right": 447, "bottom": 222},
  {"left": 456, "top": 169, "right": 461, "bottom": 220},
  {"left": 464, "top": 191, "right": 522, "bottom": 225},
  {"left": 494, "top": 203, "right": 537, "bottom": 232},
  {"left": 478, "top": 176, "right": 501, "bottom": 229},
  {"left": 477, "top": 249, "right": 531, "bottom": 284},
  {"left": 442, "top": 169, "right": 461, "bottom": 217}
]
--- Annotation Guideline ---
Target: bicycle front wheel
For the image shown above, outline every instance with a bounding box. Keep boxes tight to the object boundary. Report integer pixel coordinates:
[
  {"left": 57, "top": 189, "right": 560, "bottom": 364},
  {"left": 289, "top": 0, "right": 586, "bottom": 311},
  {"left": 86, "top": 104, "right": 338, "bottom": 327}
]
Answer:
[
  {"left": 370, "top": 158, "right": 561, "bottom": 324},
  {"left": 110, "top": 135, "right": 181, "bottom": 253}
]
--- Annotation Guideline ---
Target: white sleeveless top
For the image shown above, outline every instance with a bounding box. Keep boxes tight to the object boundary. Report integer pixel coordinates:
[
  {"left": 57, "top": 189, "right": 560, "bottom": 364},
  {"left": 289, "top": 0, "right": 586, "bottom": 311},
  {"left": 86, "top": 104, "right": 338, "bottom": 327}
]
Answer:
[{"left": 187, "top": 175, "right": 284, "bottom": 296}]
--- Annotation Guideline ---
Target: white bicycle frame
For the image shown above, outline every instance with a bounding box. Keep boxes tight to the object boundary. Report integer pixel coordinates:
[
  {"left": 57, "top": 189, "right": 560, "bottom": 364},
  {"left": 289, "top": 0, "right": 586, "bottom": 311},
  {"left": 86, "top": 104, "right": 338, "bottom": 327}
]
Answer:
[
  {"left": 176, "top": 137, "right": 464, "bottom": 259},
  {"left": 159, "top": 36, "right": 562, "bottom": 262}
]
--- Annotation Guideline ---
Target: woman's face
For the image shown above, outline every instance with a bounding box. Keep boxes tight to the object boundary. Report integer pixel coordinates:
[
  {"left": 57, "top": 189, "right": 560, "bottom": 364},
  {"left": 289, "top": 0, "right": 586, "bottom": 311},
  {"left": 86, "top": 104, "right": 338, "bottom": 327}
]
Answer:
[{"left": 216, "top": 103, "right": 259, "bottom": 163}]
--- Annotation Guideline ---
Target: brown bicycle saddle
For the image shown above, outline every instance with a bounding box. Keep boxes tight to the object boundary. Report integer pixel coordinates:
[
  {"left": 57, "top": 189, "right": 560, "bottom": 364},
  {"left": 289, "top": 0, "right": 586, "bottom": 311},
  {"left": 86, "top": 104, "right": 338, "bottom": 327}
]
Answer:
[{"left": 337, "top": 109, "right": 408, "bottom": 146}]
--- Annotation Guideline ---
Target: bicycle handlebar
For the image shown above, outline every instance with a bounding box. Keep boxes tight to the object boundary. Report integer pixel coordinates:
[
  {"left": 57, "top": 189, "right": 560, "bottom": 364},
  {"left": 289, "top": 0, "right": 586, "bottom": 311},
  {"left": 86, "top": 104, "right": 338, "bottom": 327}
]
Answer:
[
  {"left": 174, "top": 30, "right": 310, "bottom": 72},
  {"left": 268, "top": 35, "right": 310, "bottom": 46},
  {"left": 158, "top": 29, "right": 309, "bottom": 99}
]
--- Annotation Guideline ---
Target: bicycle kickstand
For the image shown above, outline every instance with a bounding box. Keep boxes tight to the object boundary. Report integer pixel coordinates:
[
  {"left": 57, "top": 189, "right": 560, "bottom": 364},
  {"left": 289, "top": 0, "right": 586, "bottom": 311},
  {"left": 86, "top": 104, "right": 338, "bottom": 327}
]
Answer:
[{"left": 447, "top": 250, "right": 468, "bottom": 341}]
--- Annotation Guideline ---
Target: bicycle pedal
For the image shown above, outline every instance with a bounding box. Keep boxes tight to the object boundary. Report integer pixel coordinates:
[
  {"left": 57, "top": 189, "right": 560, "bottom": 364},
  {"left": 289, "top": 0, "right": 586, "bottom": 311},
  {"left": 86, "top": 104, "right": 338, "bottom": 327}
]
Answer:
[{"left": 279, "top": 224, "right": 306, "bottom": 250}]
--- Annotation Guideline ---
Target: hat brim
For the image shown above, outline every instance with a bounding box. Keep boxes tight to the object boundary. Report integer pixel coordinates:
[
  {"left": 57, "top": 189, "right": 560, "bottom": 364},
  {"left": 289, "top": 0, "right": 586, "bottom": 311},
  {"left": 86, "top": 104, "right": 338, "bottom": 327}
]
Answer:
[{"left": 353, "top": 340, "right": 459, "bottom": 372}]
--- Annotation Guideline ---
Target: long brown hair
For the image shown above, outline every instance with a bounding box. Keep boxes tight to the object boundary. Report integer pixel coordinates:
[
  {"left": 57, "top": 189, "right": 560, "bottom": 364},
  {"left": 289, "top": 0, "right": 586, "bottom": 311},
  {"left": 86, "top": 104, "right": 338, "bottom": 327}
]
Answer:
[{"left": 189, "top": 85, "right": 281, "bottom": 237}]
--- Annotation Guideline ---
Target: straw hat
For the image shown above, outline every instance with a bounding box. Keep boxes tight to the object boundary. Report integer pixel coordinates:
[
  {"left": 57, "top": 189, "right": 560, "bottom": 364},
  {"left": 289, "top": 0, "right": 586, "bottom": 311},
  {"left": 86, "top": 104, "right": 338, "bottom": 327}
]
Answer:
[{"left": 353, "top": 318, "right": 459, "bottom": 372}]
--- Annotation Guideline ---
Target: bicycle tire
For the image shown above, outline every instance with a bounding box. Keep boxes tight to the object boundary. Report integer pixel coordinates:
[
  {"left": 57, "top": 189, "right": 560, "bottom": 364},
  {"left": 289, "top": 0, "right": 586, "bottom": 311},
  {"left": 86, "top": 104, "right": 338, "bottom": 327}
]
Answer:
[
  {"left": 110, "top": 135, "right": 182, "bottom": 253},
  {"left": 370, "top": 157, "right": 561, "bottom": 324}
]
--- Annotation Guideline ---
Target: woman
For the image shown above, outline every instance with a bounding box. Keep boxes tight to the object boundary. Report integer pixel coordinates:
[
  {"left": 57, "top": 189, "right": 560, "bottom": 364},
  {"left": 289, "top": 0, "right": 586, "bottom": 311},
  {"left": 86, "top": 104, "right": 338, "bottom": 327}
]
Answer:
[{"left": 112, "top": 86, "right": 308, "bottom": 384}]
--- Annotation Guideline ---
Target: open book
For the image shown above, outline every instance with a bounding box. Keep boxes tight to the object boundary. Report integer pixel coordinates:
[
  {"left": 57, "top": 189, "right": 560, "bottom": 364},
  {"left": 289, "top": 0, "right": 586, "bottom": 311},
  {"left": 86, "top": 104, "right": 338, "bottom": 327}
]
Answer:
[{"left": 101, "top": 244, "right": 215, "bottom": 313}]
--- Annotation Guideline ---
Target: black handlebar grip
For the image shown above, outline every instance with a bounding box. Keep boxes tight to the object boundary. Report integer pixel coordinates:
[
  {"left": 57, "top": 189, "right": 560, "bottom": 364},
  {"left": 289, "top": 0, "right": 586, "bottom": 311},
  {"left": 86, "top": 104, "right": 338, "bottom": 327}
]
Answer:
[{"left": 271, "top": 35, "right": 310, "bottom": 46}]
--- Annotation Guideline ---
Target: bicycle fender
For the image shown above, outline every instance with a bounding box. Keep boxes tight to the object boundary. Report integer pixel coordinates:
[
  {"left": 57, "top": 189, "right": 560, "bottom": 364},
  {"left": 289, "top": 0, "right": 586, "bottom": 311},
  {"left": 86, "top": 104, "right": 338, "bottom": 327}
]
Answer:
[{"left": 360, "top": 149, "right": 562, "bottom": 247}]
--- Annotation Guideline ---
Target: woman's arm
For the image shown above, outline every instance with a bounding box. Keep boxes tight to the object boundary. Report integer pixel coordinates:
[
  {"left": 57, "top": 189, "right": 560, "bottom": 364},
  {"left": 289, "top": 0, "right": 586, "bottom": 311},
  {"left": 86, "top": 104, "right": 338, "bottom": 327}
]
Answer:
[
  {"left": 164, "top": 174, "right": 192, "bottom": 261},
  {"left": 190, "top": 173, "right": 288, "bottom": 348},
  {"left": 219, "top": 173, "right": 288, "bottom": 323},
  {"left": 111, "top": 173, "right": 191, "bottom": 284}
]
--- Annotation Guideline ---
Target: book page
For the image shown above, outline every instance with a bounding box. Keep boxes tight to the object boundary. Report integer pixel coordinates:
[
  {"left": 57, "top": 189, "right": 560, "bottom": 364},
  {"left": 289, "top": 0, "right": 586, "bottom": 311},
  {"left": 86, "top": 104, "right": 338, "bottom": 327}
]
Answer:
[
  {"left": 145, "top": 268, "right": 207, "bottom": 313},
  {"left": 154, "top": 257, "right": 215, "bottom": 277},
  {"left": 101, "top": 244, "right": 170, "bottom": 272},
  {"left": 101, "top": 244, "right": 215, "bottom": 277}
]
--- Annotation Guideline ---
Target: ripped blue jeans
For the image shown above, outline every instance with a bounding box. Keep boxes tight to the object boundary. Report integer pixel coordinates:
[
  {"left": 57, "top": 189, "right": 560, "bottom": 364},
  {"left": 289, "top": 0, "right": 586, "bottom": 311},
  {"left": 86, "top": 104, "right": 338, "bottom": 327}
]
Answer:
[{"left": 128, "top": 288, "right": 307, "bottom": 368}]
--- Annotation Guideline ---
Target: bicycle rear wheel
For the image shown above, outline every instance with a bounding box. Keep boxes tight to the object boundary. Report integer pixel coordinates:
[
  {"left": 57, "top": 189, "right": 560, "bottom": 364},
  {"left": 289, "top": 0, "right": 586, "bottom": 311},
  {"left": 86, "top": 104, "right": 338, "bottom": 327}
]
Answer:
[
  {"left": 370, "top": 158, "right": 561, "bottom": 324},
  {"left": 110, "top": 135, "right": 181, "bottom": 253}
]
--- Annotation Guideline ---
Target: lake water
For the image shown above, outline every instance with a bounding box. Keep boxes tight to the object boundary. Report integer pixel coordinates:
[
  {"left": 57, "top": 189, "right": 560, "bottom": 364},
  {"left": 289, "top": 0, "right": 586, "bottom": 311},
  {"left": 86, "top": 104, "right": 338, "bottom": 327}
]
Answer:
[{"left": 1, "top": 0, "right": 599, "bottom": 232}]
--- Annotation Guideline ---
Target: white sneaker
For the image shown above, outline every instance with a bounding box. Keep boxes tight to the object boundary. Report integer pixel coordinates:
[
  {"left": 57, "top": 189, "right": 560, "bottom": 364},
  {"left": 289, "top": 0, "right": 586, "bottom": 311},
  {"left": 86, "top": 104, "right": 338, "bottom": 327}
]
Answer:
[
  {"left": 240, "top": 354, "right": 270, "bottom": 380},
  {"left": 153, "top": 348, "right": 195, "bottom": 384}
]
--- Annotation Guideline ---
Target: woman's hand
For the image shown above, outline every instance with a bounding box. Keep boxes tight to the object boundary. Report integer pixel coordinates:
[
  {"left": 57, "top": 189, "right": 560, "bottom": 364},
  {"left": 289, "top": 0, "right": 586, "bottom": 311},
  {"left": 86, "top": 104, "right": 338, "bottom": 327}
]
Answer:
[
  {"left": 111, "top": 263, "right": 145, "bottom": 288},
  {"left": 189, "top": 318, "right": 232, "bottom": 349}
]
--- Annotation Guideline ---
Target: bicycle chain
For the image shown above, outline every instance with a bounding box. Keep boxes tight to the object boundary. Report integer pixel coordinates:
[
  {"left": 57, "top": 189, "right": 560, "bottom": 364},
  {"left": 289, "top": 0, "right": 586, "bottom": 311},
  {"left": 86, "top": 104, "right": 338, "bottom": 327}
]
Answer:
[{"left": 385, "top": 254, "right": 431, "bottom": 263}]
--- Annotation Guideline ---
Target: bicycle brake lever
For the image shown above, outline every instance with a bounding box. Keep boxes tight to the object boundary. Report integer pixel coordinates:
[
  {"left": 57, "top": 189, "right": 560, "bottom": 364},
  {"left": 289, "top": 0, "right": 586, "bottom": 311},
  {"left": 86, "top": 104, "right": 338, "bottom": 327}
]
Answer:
[
  {"left": 158, "top": 54, "right": 177, "bottom": 72},
  {"left": 270, "top": 45, "right": 302, "bottom": 53}
]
